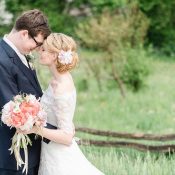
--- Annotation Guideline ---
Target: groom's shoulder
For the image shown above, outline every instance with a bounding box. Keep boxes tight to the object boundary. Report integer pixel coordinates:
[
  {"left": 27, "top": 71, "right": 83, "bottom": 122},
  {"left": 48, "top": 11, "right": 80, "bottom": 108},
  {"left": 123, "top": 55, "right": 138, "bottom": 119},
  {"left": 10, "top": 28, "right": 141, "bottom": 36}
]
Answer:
[
  {"left": 0, "top": 39, "right": 5, "bottom": 53},
  {"left": 0, "top": 39, "right": 13, "bottom": 66},
  {"left": 0, "top": 39, "right": 8, "bottom": 57}
]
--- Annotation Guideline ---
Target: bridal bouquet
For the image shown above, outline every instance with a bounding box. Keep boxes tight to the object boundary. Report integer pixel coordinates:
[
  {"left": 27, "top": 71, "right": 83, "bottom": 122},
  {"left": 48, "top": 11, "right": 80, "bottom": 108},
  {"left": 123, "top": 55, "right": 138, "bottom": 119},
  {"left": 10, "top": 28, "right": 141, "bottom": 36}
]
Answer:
[{"left": 1, "top": 94, "right": 47, "bottom": 174}]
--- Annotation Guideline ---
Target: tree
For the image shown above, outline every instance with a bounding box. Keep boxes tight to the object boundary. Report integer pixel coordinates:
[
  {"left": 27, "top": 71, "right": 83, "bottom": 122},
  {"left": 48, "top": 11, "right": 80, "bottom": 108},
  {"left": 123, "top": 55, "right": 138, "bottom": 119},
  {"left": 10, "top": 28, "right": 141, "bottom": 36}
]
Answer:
[
  {"left": 138, "top": 0, "right": 175, "bottom": 54},
  {"left": 76, "top": 2, "right": 150, "bottom": 95}
]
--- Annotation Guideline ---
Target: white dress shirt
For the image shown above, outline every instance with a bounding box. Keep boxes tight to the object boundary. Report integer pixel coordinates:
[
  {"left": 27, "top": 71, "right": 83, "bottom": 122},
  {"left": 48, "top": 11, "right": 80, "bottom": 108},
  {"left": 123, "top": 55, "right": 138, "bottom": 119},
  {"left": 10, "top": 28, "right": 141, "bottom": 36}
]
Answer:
[{"left": 3, "top": 35, "right": 29, "bottom": 68}]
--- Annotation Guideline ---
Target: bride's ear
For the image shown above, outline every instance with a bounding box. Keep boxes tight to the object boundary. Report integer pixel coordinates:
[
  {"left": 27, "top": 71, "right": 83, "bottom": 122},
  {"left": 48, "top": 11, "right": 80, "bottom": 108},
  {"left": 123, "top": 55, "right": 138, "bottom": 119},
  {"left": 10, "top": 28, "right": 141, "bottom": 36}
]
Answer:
[{"left": 53, "top": 53, "right": 58, "bottom": 61}]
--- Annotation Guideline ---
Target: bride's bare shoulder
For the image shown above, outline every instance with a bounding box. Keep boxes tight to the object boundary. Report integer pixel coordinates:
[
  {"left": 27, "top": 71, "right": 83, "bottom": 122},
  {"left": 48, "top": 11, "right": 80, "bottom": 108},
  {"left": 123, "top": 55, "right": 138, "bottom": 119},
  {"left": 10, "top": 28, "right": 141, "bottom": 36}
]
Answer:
[{"left": 51, "top": 74, "right": 75, "bottom": 95}]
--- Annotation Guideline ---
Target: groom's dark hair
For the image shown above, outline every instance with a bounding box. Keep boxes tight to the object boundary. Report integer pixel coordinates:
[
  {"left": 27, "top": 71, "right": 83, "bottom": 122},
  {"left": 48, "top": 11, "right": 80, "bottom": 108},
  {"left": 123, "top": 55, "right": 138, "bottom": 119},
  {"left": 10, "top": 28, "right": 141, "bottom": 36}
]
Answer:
[{"left": 14, "top": 9, "right": 51, "bottom": 39}]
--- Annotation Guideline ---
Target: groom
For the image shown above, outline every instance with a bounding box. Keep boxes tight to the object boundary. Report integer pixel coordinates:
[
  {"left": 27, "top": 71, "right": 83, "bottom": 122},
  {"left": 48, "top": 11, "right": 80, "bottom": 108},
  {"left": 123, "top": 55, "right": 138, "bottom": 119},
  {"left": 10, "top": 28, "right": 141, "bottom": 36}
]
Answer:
[{"left": 0, "top": 9, "right": 51, "bottom": 175}]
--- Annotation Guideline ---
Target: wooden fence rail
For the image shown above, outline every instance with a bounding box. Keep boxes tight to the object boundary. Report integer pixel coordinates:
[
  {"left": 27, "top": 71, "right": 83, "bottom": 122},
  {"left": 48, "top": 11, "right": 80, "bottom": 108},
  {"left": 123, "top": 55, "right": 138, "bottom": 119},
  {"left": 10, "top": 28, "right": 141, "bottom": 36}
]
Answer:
[
  {"left": 79, "top": 139, "right": 175, "bottom": 153},
  {"left": 76, "top": 127, "right": 175, "bottom": 142},
  {"left": 76, "top": 127, "right": 175, "bottom": 153}
]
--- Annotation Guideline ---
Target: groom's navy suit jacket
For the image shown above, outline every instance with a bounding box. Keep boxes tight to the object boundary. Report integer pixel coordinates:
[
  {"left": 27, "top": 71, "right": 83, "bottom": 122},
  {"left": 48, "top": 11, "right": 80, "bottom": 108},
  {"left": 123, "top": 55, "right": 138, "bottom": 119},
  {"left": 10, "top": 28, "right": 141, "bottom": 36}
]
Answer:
[{"left": 0, "top": 39, "right": 43, "bottom": 170}]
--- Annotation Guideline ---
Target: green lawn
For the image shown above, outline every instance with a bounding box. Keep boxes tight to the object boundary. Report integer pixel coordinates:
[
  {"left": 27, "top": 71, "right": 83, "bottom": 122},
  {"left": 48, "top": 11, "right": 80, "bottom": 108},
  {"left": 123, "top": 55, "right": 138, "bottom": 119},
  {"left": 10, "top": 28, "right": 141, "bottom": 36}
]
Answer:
[{"left": 36, "top": 50, "right": 175, "bottom": 175}]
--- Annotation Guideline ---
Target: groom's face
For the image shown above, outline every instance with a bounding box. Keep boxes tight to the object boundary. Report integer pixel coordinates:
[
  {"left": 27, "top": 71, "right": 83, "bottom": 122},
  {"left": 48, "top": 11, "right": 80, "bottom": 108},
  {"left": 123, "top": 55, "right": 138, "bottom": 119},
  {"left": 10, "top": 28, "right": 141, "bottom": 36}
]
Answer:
[{"left": 19, "top": 30, "right": 45, "bottom": 54}]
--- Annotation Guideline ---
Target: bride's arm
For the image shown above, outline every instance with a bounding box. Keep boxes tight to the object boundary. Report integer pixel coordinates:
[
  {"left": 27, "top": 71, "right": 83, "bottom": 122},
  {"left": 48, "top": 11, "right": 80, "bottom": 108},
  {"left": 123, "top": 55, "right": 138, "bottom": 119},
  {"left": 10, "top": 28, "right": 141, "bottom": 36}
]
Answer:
[
  {"left": 24, "top": 94, "right": 75, "bottom": 146},
  {"left": 32, "top": 126, "right": 74, "bottom": 146},
  {"left": 22, "top": 120, "right": 74, "bottom": 146}
]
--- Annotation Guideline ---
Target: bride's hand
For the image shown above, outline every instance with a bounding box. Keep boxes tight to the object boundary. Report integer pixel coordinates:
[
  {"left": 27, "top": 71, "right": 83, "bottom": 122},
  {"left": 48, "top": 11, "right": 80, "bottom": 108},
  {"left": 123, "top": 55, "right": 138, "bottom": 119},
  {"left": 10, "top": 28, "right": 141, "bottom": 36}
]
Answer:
[{"left": 17, "top": 126, "right": 38, "bottom": 135}]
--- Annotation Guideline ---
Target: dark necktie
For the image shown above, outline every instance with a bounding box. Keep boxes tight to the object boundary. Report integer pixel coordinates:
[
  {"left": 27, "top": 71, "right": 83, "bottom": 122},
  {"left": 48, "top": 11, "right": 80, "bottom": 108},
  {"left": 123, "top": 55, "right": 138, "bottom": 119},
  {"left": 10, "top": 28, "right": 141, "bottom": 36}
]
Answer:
[{"left": 25, "top": 55, "right": 32, "bottom": 70}]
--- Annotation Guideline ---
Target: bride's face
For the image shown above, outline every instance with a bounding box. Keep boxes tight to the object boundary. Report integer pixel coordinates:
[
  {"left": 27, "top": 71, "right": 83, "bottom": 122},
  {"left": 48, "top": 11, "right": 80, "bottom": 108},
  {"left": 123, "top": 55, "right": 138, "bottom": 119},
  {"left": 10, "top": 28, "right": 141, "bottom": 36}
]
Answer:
[{"left": 38, "top": 46, "right": 56, "bottom": 66}]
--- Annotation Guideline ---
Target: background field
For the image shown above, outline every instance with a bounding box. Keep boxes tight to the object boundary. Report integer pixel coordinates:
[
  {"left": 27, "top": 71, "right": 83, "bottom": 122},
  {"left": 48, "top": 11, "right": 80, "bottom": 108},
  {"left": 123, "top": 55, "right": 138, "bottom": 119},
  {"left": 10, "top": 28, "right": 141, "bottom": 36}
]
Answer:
[{"left": 36, "top": 50, "right": 175, "bottom": 175}]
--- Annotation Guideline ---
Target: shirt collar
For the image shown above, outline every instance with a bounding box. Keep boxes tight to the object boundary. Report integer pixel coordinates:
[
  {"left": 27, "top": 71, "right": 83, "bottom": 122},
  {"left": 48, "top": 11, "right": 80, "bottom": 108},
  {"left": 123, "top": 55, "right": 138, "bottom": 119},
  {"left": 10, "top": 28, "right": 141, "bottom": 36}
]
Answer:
[
  {"left": 3, "top": 34, "right": 29, "bottom": 67},
  {"left": 3, "top": 34, "right": 25, "bottom": 59}
]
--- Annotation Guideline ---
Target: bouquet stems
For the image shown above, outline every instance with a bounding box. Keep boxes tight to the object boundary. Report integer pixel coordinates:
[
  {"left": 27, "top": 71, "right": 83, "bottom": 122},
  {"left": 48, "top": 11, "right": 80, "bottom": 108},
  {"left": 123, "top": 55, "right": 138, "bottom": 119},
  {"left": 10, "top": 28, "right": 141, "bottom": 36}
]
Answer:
[{"left": 9, "top": 132, "right": 32, "bottom": 174}]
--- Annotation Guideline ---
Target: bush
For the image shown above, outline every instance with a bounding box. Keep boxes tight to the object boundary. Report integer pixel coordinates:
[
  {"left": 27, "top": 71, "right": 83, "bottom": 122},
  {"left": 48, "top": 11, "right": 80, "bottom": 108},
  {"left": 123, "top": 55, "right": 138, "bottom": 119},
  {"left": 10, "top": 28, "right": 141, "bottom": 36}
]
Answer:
[
  {"left": 77, "top": 78, "right": 89, "bottom": 92},
  {"left": 76, "top": 3, "right": 150, "bottom": 94},
  {"left": 76, "top": 3, "right": 149, "bottom": 49},
  {"left": 121, "top": 47, "right": 150, "bottom": 92}
]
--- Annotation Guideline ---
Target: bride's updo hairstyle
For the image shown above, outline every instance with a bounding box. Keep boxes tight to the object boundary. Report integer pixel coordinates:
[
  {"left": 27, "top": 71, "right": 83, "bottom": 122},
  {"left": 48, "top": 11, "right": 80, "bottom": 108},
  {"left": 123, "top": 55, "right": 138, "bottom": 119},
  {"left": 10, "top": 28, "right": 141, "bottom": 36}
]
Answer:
[{"left": 43, "top": 33, "right": 79, "bottom": 73}]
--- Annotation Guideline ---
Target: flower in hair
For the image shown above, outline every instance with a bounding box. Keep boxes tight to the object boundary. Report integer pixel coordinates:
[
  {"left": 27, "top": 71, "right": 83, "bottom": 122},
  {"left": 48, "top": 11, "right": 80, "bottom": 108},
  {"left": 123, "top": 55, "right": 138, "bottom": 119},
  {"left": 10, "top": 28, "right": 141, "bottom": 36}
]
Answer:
[{"left": 58, "top": 50, "right": 73, "bottom": 64}]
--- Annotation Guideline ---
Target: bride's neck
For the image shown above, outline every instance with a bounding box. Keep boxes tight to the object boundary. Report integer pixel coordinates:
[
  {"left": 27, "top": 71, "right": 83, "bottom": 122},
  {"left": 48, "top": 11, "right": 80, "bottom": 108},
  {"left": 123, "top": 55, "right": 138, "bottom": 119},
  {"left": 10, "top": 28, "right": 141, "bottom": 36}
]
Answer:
[{"left": 49, "top": 64, "right": 69, "bottom": 81}]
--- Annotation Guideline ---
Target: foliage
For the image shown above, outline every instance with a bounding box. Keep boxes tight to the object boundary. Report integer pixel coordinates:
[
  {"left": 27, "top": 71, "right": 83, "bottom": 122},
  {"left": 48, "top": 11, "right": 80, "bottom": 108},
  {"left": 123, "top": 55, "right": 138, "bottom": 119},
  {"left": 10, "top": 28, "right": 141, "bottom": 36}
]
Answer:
[
  {"left": 121, "top": 47, "right": 150, "bottom": 92},
  {"left": 2, "top": 0, "right": 175, "bottom": 55},
  {"left": 76, "top": 3, "right": 150, "bottom": 92},
  {"left": 5, "top": 0, "right": 79, "bottom": 35},
  {"left": 138, "top": 0, "right": 175, "bottom": 54},
  {"left": 77, "top": 78, "right": 89, "bottom": 92},
  {"left": 4, "top": 0, "right": 128, "bottom": 36},
  {"left": 76, "top": 3, "right": 149, "bottom": 49},
  {"left": 0, "top": 25, "right": 11, "bottom": 36}
]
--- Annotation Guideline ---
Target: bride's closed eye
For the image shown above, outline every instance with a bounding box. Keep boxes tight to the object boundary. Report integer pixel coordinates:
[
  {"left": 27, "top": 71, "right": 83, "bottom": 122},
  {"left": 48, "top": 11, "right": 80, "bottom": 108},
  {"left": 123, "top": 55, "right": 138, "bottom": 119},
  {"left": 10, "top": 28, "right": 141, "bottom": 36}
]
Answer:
[{"left": 40, "top": 46, "right": 45, "bottom": 52}]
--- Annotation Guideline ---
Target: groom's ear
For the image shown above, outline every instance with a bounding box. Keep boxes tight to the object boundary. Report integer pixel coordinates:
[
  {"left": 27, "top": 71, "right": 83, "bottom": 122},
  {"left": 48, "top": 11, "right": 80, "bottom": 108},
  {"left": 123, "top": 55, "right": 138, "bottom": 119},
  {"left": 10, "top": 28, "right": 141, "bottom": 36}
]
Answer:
[{"left": 20, "top": 30, "right": 29, "bottom": 39}]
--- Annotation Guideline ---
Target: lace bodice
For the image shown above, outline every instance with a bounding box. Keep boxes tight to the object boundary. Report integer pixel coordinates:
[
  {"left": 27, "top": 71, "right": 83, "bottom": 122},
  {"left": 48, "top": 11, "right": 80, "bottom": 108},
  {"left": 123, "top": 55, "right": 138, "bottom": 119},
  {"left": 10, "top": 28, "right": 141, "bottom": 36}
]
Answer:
[
  {"left": 40, "top": 84, "right": 76, "bottom": 134},
  {"left": 39, "top": 84, "right": 104, "bottom": 175}
]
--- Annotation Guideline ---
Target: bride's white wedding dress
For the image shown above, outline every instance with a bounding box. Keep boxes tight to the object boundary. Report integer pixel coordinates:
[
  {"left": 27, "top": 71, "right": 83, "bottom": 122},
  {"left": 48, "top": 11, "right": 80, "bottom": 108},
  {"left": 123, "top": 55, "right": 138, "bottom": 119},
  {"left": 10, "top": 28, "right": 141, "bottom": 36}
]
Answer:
[{"left": 38, "top": 84, "right": 104, "bottom": 175}]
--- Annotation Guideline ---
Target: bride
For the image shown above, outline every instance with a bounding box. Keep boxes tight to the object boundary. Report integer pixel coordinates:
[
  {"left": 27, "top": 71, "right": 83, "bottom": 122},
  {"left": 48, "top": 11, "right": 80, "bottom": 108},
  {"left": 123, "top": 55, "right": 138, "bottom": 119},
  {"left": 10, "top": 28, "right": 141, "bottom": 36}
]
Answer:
[{"left": 25, "top": 33, "right": 104, "bottom": 175}]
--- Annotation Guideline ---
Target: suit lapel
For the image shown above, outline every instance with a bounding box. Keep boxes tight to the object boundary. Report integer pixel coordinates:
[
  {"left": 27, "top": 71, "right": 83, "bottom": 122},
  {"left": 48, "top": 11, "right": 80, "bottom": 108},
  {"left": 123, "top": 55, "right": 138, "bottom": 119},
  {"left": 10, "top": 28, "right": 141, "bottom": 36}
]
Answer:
[
  {"left": 32, "top": 69, "right": 42, "bottom": 89},
  {"left": 25, "top": 56, "right": 42, "bottom": 92},
  {"left": 1, "top": 39, "right": 42, "bottom": 94},
  {"left": 13, "top": 57, "right": 42, "bottom": 92}
]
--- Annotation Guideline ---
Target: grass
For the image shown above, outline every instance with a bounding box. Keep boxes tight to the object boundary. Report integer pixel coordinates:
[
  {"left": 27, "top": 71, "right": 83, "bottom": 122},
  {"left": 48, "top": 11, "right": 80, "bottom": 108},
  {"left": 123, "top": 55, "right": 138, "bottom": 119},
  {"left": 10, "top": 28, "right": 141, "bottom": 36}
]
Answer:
[
  {"left": 80, "top": 147, "right": 175, "bottom": 175},
  {"left": 36, "top": 50, "right": 175, "bottom": 175}
]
